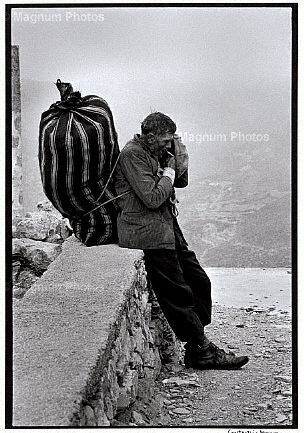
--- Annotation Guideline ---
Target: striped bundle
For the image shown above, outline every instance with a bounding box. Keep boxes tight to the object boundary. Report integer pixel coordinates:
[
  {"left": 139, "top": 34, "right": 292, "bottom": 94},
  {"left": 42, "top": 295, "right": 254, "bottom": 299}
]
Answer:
[{"left": 39, "top": 86, "right": 120, "bottom": 246}]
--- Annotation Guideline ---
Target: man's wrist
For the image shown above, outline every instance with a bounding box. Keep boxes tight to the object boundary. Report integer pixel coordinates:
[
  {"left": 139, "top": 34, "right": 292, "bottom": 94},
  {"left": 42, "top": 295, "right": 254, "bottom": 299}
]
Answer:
[{"left": 162, "top": 167, "right": 175, "bottom": 184}]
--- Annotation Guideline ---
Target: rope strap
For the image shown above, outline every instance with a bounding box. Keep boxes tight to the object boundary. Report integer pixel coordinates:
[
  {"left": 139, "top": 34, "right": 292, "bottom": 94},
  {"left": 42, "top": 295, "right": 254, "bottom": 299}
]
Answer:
[
  {"left": 82, "top": 190, "right": 131, "bottom": 217},
  {"left": 95, "top": 153, "right": 121, "bottom": 203},
  {"left": 81, "top": 153, "right": 131, "bottom": 218}
]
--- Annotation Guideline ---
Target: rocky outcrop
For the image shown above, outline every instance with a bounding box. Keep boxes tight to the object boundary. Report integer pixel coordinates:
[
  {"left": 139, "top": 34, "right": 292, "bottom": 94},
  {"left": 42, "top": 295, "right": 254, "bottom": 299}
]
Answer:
[
  {"left": 14, "top": 201, "right": 71, "bottom": 243},
  {"left": 13, "top": 238, "right": 62, "bottom": 269},
  {"left": 13, "top": 238, "right": 62, "bottom": 298},
  {"left": 12, "top": 200, "right": 72, "bottom": 298}
]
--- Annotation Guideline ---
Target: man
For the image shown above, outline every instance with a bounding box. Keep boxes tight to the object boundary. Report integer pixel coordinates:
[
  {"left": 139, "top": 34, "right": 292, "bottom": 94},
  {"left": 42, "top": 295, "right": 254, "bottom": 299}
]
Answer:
[{"left": 115, "top": 112, "right": 249, "bottom": 370}]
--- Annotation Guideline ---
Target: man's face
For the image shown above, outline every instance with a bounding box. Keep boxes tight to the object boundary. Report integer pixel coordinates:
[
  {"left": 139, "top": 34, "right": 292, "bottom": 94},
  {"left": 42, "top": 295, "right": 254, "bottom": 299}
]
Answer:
[{"left": 156, "top": 132, "right": 174, "bottom": 155}]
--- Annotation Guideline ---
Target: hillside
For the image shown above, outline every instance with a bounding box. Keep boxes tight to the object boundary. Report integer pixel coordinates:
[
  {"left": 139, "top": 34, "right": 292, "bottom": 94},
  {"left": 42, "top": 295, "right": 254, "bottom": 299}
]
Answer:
[{"left": 178, "top": 141, "right": 291, "bottom": 267}]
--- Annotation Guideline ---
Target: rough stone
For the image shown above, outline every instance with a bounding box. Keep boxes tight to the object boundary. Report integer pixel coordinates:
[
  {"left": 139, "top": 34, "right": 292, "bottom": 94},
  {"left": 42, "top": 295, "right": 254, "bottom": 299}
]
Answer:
[
  {"left": 182, "top": 417, "right": 194, "bottom": 423},
  {"left": 276, "top": 413, "right": 288, "bottom": 423},
  {"left": 12, "top": 261, "right": 22, "bottom": 283},
  {"left": 274, "top": 375, "right": 292, "bottom": 383},
  {"left": 130, "top": 352, "right": 143, "bottom": 371},
  {"left": 132, "top": 411, "right": 146, "bottom": 425},
  {"left": 84, "top": 405, "right": 96, "bottom": 426},
  {"left": 15, "top": 269, "right": 40, "bottom": 291},
  {"left": 95, "top": 400, "right": 110, "bottom": 426},
  {"left": 133, "top": 327, "right": 145, "bottom": 353},
  {"left": 122, "top": 369, "right": 138, "bottom": 403},
  {"left": 137, "top": 375, "right": 155, "bottom": 400},
  {"left": 116, "top": 391, "right": 131, "bottom": 411},
  {"left": 13, "top": 286, "right": 30, "bottom": 299},
  {"left": 281, "top": 390, "right": 292, "bottom": 397},
  {"left": 15, "top": 210, "right": 71, "bottom": 243},
  {"left": 172, "top": 407, "right": 191, "bottom": 415},
  {"left": 104, "top": 396, "right": 114, "bottom": 420},
  {"left": 13, "top": 238, "right": 62, "bottom": 272}
]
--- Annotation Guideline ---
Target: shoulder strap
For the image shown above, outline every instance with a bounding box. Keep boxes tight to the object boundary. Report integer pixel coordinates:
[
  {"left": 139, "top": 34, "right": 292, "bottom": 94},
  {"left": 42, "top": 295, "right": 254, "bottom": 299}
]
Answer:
[{"left": 81, "top": 154, "right": 131, "bottom": 218}]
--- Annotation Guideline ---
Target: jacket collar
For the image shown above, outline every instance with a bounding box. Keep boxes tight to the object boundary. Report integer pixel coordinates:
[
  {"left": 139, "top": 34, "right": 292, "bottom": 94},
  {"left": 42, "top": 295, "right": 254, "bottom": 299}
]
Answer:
[{"left": 133, "top": 134, "right": 158, "bottom": 159}]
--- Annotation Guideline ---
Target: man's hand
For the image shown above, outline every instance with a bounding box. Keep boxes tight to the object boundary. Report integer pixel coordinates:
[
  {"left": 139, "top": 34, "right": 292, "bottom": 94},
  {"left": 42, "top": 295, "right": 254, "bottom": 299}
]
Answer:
[
  {"left": 166, "top": 153, "right": 176, "bottom": 171},
  {"left": 161, "top": 151, "right": 176, "bottom": 184},
  {"left": 159, "top": 149, "right": 176, "bottom": 170}
]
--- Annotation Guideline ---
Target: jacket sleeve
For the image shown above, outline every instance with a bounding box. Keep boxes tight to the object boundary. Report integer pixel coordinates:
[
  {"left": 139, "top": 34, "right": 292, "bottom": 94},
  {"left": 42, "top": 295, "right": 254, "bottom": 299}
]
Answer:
[
  {"left": 174, "top": 170, "right": 188, "bottom": 188},
  {"left": 172, "top": 136, "right": 189, "bottom": 188},
  {"left": 119, "top": 148, "right": 173, "bottom": 209}
]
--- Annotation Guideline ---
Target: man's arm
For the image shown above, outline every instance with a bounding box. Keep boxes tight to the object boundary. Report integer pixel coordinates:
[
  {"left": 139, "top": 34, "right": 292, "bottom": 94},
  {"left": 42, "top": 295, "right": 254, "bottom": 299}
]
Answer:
[
  {"left": 174, "top": 170, "right": 188, "bottom": 188},
  {"left": 173, "top": 135, "right": 188, "bottom": 188},
  {"left": 119, "top": 148, "right": 174, "bottom": 209}
]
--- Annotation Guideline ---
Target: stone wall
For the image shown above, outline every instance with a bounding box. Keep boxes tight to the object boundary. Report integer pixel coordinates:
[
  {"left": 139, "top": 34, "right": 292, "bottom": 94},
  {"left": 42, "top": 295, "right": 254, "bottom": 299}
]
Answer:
[
  {"left": 12, "top": 45, "right": 23, "bottom": 222},
  {"left": 13, "top": 237, "right": 181, "bottom": 426},
  {"left": 70, "top": 260, "right": 168, "bottom": 426}
]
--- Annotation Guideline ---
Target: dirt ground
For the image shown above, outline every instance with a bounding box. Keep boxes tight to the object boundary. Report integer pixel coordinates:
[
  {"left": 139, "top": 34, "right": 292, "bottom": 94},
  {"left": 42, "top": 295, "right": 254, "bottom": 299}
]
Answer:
[
  {"left": 152, "top": 303, "right": 294, "bottom": 428},
  {"left": 127, "top": 303, "right": 294, "bottom": 429},
  {"left": 114, "top": 268, "right": 294, "bottom": 429}
]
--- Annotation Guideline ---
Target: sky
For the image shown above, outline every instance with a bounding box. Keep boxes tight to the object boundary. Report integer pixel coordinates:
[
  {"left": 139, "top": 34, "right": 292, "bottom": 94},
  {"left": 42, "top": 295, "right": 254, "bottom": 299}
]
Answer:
[
  {"left": 12, "top": 6, "right": 291, "bottom": 143},
  {"left": 10, "top": 5, "right": 292, "bottom": 210}
]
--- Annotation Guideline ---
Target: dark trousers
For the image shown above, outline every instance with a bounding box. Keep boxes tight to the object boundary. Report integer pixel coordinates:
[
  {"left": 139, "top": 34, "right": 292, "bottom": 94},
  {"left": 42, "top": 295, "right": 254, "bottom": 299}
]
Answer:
[{"left": 143, "top": 219, "right": 212, "bottom": 344}]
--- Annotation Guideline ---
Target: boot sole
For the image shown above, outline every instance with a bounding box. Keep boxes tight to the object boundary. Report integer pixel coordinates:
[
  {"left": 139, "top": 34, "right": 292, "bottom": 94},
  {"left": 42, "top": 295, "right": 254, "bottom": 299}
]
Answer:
[{"left": 185, "top": 356, "right": 249, "bottom": 370}]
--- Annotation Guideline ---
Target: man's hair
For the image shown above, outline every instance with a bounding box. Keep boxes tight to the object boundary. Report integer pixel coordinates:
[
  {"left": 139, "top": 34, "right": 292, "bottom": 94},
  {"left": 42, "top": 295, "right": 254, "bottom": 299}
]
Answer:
[{"left": 141, "top": 112, "right": 176, "bottom": 136}]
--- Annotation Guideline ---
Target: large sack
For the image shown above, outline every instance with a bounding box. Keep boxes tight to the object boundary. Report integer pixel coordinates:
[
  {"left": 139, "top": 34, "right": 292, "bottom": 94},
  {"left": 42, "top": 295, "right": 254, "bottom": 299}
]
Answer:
[{"left": 38, "top": 80, "right": 120, "bottom": 246}]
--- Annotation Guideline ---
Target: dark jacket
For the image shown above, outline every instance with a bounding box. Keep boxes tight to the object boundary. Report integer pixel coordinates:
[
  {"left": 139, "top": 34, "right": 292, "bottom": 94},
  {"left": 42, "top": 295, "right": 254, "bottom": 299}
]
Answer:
[{"left": 114, "top": 135, "right": 188, "bottom": 249}]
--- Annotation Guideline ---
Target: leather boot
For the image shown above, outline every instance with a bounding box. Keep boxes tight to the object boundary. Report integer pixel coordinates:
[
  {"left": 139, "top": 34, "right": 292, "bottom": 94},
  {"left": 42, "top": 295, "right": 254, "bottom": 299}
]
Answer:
[{"left": 184, "top": 341, "right": 249, "bottom": 370}]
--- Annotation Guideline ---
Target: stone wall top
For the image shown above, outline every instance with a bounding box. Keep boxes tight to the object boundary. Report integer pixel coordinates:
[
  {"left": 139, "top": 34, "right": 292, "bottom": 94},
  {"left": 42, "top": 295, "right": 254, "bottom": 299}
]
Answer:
[{"left": 13, "top": 236, "right": 142, "bottom": 426}]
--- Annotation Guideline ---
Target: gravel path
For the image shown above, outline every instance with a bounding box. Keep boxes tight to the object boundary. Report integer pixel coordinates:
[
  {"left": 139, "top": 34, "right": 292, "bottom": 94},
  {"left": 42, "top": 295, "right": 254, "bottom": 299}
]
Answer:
[{"left": 154, "top": 304, "right": 293, "bottom": 427}]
